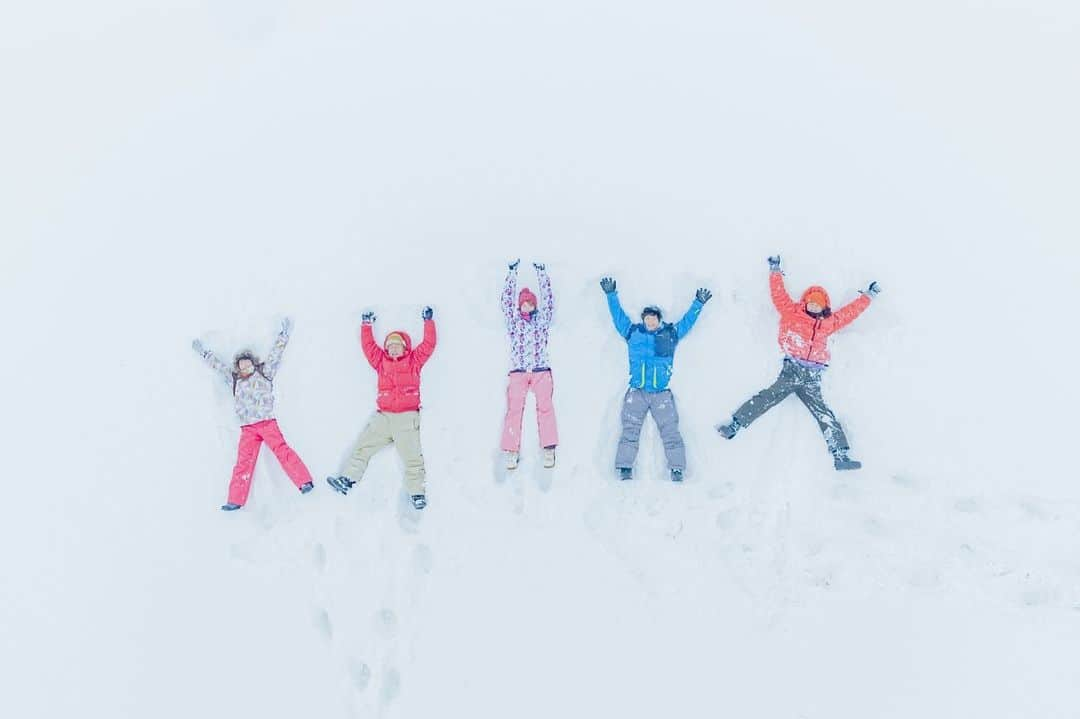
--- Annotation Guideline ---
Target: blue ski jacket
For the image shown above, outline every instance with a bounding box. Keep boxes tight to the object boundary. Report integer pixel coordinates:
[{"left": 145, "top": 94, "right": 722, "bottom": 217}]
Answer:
[{"left": 606, "top": 291, "right": 703, "bottom": 392}]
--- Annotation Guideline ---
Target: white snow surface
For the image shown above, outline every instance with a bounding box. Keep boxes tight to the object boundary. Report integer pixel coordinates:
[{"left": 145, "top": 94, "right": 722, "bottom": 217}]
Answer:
[{"left": 3, "top": 1, "right": 1080, "bottom": 717}]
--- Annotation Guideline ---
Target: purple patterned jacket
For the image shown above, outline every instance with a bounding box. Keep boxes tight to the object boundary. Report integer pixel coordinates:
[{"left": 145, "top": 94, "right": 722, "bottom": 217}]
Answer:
[{"left": 501, "top": 266, "right": 554, "bottom": 372}]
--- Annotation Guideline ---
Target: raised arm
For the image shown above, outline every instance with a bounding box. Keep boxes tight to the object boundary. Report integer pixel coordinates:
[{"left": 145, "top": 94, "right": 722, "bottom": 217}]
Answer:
[
  {"left": 769, "top": 269, "right": 798, "bottom": 316},
  {"left": 501, "top": 261, "right": 519, "bottom": 326},
  {"left": 535, "top": 263, "right": 554, "bottom": 326},
  {"left": 192, "top": 340, "right": 233, "bottom": 387},
  {"left": 675, "top": 289, "right": 710, "bottom": 339},
  {"left": 360, "top": 315, "right": 384, "bottom": 370},
  {"left": 263, "top": 318, "right": 292, "bottom": 380},
  {"left": 414, "top": 309, "right": 437, "bottom": 368},
  {"left": 827, "top": 282, "right": 878, "bottom": 332},
  {"left": 601, "top": 277, "right": 632, "bottom": 338}
]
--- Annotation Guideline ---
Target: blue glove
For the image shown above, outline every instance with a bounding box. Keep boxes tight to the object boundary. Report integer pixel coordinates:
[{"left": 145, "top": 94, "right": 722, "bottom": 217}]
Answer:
[
  {"left": 533, "top": 262, "right": 545, "bottom": 271},
  {"left": 600, "top": 277, "right": 616, "bottom": 294},
  {"left": 768, "top": 255, "right": 782, "bottom": 272},
  {"left": 509, "top": 259, "right": 520, "bottom": 270},
  {"left": 421, "top": 306, "right": 434, "bottom": 320},
  {"left": 695, "top": 288, "right": 712, "bottom": 304},
  {"left": 362, "top": 311, "right": 376, "bottom": 324}
]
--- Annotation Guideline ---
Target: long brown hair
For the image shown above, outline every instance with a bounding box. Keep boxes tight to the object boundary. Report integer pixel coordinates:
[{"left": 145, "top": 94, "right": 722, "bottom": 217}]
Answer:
[{"left": 232, "top": 350, "right": 269, "bottom": 394}]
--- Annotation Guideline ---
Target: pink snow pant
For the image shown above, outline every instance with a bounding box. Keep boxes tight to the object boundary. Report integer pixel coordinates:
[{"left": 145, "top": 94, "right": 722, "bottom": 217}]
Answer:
[
  {"left": 228, "top": 419, "right": 313, "bottom": 506},
  {"left": 500, "top": 370, "right": 559, "bottom": 453}
]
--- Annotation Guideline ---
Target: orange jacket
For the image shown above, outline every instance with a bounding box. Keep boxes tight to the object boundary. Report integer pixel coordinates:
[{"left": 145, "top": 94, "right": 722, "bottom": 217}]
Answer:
[
  {"left": 361, "top": 320, "right": 437, "bottom": 412},
  {"left": 770, "top": 272, "right": 870, "bottom": 366}
]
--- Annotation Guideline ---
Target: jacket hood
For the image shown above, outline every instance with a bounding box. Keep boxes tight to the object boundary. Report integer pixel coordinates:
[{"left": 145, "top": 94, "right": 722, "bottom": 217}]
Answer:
[
  {"left": 799, "top": 285, "right": 831, "bottom": 309},
  {"left": 383, "top": 330, "right": 414, "bottom": 354}
]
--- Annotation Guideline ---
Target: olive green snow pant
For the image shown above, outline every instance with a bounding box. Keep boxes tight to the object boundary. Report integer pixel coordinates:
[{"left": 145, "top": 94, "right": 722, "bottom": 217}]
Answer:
[
  {"left": 341, "top": 411, "right": 426, "bottom": 496},
  {"left": 732, "top": 359, "right": 850, "bottom": 452}
]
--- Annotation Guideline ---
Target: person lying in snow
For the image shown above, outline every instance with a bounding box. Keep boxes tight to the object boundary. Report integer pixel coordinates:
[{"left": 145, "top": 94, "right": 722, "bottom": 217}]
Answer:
[
  {"left": 500, "top": 259, "right": 558, "bottom": 471},
  {"left": 601, "top": 276, "right": 712, "bottom": 482},
  {"left": 192, "top": 318, "right": 315, "bottom": 511},
  {"left": 327, "top": 307, "right": 437, "bottom": 510},
  {"left": 716, "top": 255, "right": 880, "bottom": 470}
]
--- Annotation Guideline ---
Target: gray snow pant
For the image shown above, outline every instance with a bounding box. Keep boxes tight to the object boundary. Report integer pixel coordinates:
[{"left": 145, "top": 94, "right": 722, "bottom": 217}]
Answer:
[
  {"left": 732, "top": 359, "right": 849, "bottom": 452},
  {"left": 616, "top": 388, "right": 686, "bottom": 471}
]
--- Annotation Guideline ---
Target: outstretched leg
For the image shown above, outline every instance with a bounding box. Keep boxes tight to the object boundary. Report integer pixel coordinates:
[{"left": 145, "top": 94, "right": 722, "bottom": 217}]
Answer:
[
  {"left": 532, "top": 370, "right": 559, "bottom": 450},
  {"left": 340, "top": 413, "right": 394, "bottom": 482},
  {"left": 259, "top": 419, "right": 313, "bottom": 489},
  {"left": 615, "top": 389, "right": 649, "bottom": 469},
  {"left": 227, "top": 425, "right": 263, "bottom": 506},
  {"left": 794, "top": 376, "right": 850, "bottom": 454},
  {"left": 651, "top": 391, "right": 686, "bottom": 471},
  {"left": 500, "top": 373, "right": 530, "bottom": 453},
  {"left": 390, "top": 411, "right": 426, "bottom": 497},
  {"left": 725, "top": 358, "right": 803, "bottom": 431}
]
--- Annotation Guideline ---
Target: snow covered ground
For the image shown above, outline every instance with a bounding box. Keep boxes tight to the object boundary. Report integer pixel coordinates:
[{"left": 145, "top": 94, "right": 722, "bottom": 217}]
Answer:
[{"left": 3, "top": 1, "right": 1080, "bottom": 717}]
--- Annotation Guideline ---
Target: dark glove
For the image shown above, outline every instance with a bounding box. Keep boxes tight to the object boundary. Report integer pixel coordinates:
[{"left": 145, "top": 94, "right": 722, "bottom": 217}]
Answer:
[
  {"left": 860, "top": 281, "right": 881, "bottom": 298},
  {"left": 192, "top": 339, "right": 206, "bottom": 355},
  {"left": 695, "top": 288, "right": 712, "bottom": 305},
  {"left": 362, "top": 311, "right": 376, "bottom": 324},
  {"left": 421, "top": 306, "right": 434, "bottom": 320},
  {"left": 600, "top": 277, "right": 616, "bottom": 294},
  {"left": 280, "top": 317, "right": 293, "bottom": 335},
  {"left": 533, "top": 262, "right": 545, "bottom": 271},
  {"left": 768, "top": 255, "right": 782, "bottom": 272},
  {"left": 509, "top": 259, "right": 520, "bottom": 270}
]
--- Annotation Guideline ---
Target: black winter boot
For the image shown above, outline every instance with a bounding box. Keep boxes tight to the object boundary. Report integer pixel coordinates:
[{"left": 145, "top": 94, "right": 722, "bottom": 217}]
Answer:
[
  {"left": 717, "top": 417, "right": 742, "bottom": 439},
  {"left": 832, "top": 448, "right": 862, "bottom": 471}
]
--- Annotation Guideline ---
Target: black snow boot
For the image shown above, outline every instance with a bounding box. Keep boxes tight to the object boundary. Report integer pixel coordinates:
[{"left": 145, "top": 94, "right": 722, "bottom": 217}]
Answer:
[
  {"left": 671, "top": 468, "right": 684, "bottom": 483},
  {"left": 411, "top": 495, "right": 427, "bottom": 510},
  {"left": 299, "top": 481, "right": 314, "bottom": 494},
  {"left": 326, "top": 475, "right": 355, "bottom": 495},
  {"left": 220, "top": 503, "right": 242, "bottom": 511},
  {"left": 618, "top": 467, "right": 633, "bottom": 481},
  {"left": 717, "top": 417, "right": 742, "bottom": 439},
  {"left": 832, "top": 448, "right": 862, "bottom": 471}
]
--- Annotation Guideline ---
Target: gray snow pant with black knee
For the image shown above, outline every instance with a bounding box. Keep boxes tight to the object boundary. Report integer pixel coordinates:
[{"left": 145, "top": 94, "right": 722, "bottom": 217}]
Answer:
[
  {"left": 732, "top": 358, "right": 850, "bottom": 452},
  {"left": 616, "top": 388, "right": 686, "bottom": 471}
]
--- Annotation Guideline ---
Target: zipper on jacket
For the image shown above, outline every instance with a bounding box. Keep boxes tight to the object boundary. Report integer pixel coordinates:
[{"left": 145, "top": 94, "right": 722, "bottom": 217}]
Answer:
[
  {"left": 639, "top": 363, "right": 646, "bottom": 388},
  {"left": 806, "top": 318, "right": 822, "bottom": 361},
  {"left": 653, "top": 366, "right": 658, "bottom": 388}
]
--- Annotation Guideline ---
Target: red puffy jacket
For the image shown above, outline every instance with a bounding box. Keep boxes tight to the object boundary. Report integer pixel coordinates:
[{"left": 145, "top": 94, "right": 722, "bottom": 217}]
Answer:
[
  {"left": 361, "top": 320, "right": 437, "bottom": 412},
  {"left": 770, "top": 272, "right": 870, "bottom": 365}
]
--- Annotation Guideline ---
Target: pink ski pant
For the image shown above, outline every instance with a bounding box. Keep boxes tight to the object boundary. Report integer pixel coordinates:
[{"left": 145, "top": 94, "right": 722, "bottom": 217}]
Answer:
[
  {"left": 500, "top": 370, "right": 559, "bottom": 452},
  {"left": 228, "top": 419, "right": 312, "bottom": 506}
]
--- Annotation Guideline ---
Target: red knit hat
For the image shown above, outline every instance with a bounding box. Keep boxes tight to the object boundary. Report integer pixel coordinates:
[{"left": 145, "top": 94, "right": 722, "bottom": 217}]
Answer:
[
  {"left": 519, "top": 288, "right": 538, "bottom": 311},
  {"left": 801, "top": 286, "right": 831, "bottom": 309}
]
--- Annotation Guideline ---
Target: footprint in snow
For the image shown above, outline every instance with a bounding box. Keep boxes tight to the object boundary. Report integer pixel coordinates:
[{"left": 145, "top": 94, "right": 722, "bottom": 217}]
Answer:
[
  {"left": 715, "top": 509, "right": 737, "bottom": 530},
  {"left": 312, "top": 542, "right": 327, "bottom": 573},
  {"left": 348, "top": 659, "right": 371, "bottom": 693},
  {"left": 380, "top": 667, "right": 401, "bottom": 707},
  {"left": 533, "top": 464, "right": 554, "bottom": 493},
  {"left": 953, "top": 497, "right": 981, "bottom": 514},
  {"left": 864, "top": 516, "right": 886, "bottom": 536},
  {"left": 411, "top": 543, "right": 433, "bottom": 576},
  {"left": 313, "top": 608, "right": 333, "bottom": 642},
  {"left": 375, "top": 609, "right": 398, "bottom": 640},
  {"left": 891, "top": 475, "right": 918, "bottom": 490},
  {"left": 709, "top": 481, "right": 736, "bottom": 500}
]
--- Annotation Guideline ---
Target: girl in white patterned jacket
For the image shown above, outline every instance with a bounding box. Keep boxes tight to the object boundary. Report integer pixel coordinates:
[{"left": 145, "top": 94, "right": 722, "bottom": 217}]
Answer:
[
  {"left": 500, "top": 260, "right": 558, "bottom": 470},
  {"left": 192, "top": 318, "right": 314, "bottom": 511}
]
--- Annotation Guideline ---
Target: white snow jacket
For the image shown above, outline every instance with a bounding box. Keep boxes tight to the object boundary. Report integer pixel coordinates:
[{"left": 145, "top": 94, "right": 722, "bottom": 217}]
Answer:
[{"left": 199, "top": 326, "right": 290, "bottom": 425}]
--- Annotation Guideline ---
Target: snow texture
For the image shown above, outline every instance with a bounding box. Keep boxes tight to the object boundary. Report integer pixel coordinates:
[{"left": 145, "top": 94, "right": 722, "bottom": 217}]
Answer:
[{"left": 2, "top": 1, "right": 1079, "bottom": 717}]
